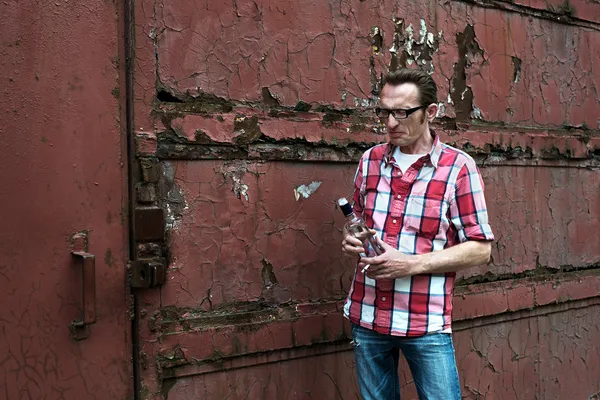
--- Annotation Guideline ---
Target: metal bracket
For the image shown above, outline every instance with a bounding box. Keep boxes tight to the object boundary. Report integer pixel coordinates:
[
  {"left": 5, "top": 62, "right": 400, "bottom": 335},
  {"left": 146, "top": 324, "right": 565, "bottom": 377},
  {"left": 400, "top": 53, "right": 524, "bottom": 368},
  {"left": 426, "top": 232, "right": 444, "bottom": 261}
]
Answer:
[
  {"left": 130, "top": 258, "right": 166, "bottom": 288},
  {"left": 135, "top": 207, "right": 165, "bottom": 242}
]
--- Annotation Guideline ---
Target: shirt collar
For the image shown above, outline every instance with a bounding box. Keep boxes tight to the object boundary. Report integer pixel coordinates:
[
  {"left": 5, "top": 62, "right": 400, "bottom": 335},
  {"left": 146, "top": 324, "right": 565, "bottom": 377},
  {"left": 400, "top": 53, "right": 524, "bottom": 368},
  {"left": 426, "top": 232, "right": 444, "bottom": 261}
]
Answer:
[{"left": 383, "top": 129, "right": 442, "bottom": 169}]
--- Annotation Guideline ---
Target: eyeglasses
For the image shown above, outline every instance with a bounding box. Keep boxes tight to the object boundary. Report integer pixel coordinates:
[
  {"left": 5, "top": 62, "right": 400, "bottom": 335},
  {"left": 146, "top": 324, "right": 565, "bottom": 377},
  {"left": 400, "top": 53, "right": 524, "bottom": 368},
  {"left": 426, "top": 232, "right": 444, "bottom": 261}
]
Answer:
[{"left": 375, "top": 105, "right": 427, "bottom": 119}]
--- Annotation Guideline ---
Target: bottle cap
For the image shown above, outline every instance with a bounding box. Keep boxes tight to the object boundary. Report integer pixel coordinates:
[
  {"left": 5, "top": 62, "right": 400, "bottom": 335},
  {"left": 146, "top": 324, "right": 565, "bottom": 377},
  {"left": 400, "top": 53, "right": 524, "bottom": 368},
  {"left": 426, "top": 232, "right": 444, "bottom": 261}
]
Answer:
[{"left": 337, "top": 197, "right": 354, "bottom": 217}]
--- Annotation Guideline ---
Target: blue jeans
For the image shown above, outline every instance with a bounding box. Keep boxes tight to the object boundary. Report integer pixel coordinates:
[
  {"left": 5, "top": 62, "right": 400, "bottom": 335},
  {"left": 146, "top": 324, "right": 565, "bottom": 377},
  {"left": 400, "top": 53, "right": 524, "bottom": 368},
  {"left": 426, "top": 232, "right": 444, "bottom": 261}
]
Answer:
[{"left": 351, "top": 323, "right": 461, "bottom": 400}]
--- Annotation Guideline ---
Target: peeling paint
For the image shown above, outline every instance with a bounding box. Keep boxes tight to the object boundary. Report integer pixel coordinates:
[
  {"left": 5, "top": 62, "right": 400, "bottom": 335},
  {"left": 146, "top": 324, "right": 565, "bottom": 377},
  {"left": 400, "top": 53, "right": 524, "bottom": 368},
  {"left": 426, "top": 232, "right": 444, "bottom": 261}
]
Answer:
[
  {"left": 230, "top": 175, "right": 249, "bottom": 201},
  {"left": 451, "top": 25, "right": 484, "bottom": 121},
  {"left": 221, "top": 162, "right": 252, "bottom": 202},
  {"left": 293, "top": 181, "right": 322, "bottom": 201},
  {"left": 436, "top": 102, "right": 447, "bottom": 118},
  {"left": 353, "top": 98, "right": 372, "bottom": 108},
  {"left": 261, "top": 259, "right": 278, "bottom": 290},
  {"left": 233, "top": 115, "right": 262, "bottom": 145},
  {"left": 418, "top": 20, "right": 427, "bottom": 44},
  {"left": 388, "top": 18, "right": 439, "bottom": 74},
  {"left": 261, "top": 87, "right": 280, "bottom": 106},
  {"left": 512, "top": 56, "right": 522, "bottom": 84},
  {"left": 370, "top": 26, "right": 383, "bottom": 55},
  {"left": 389, "top": 17, "right": 406, "bottom": 72},
  {"left": 159, "top": 161, "right": 187, "bottom": 231},
  {"left": 471, "top": 106, "right": 483, "bottom": 120}
]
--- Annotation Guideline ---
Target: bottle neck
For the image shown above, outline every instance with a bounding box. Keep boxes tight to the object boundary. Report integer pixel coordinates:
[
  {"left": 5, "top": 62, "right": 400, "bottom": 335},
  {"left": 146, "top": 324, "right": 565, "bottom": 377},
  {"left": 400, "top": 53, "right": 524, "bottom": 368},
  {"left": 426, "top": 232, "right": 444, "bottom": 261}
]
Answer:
[{"left": 345, "top": 212, "right": 359, "bottom": 223}]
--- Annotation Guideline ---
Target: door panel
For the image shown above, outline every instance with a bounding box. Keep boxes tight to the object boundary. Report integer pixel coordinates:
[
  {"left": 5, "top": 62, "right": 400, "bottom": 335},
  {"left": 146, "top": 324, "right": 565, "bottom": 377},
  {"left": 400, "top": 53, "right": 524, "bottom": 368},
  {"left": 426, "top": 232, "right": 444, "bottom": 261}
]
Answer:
[{"left": 0, "top": 1, "right": 131, "bottom": 398}]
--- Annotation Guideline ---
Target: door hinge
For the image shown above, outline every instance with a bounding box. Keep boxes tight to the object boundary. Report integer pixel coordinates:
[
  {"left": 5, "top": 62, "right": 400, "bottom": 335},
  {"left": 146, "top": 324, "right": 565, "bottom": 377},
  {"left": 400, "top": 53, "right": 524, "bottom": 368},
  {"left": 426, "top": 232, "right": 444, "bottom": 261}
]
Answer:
[{"left": 129, "top": 258, "right": 166, "bottom": 288}]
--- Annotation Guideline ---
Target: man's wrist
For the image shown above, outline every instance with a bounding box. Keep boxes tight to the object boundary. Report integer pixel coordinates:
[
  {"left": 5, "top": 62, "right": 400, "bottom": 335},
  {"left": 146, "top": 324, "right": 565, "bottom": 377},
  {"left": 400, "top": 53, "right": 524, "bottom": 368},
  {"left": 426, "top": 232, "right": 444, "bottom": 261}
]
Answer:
[{"left": 413, "top": 253, "right": 430, "bottom": 275}]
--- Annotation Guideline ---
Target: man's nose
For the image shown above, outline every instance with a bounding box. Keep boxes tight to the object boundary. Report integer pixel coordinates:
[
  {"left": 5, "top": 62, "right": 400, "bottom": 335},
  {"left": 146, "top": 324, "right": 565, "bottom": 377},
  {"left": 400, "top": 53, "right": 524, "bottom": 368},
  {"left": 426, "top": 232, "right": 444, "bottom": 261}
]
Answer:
[{"left": 386, "top": 114, "right": 399, "bottom": 128}]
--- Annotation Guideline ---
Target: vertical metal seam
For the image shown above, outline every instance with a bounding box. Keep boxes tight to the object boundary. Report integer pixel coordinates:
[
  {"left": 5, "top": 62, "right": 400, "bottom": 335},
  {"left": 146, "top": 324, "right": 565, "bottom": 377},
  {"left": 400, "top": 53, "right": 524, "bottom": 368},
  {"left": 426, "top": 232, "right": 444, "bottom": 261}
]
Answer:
[{"left": 123, "top": 0, "right": 141, "bottom": 397}]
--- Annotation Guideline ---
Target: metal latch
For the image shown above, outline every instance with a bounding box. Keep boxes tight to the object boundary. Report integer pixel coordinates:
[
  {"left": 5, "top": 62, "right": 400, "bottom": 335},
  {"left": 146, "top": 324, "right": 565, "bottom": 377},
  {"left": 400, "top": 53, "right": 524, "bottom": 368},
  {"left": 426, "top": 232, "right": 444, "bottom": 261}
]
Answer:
[
  {"left": 130, "top": 258, "right": 166, "bottom": 288},
  {"left": 70, "top": 232, "right": 97, "bottom": 340}
]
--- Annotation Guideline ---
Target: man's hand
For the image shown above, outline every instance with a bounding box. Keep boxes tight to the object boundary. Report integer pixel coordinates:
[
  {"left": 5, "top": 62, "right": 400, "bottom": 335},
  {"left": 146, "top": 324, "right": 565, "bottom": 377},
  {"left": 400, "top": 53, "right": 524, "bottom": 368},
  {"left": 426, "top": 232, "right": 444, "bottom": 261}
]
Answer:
[
  {"left": 359, "top": 236, "right": 423, "bottom": 279},
  {"left": 341, "top": 226, "right": 366, "bottom": 258}
]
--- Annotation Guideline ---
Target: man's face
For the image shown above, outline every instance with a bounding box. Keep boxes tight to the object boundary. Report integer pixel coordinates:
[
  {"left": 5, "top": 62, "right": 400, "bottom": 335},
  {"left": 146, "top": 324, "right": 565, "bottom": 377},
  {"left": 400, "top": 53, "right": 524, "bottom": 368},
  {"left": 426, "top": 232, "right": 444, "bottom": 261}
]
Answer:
[{"left": 378, "top": 83, "right": 434, "bottom": 148}]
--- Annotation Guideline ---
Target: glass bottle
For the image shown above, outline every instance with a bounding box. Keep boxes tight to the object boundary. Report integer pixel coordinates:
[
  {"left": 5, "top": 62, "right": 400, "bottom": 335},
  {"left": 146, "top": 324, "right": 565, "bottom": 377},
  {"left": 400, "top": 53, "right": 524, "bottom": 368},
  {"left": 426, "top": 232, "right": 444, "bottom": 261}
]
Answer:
[{"left": 338, "top": 197, "right": 384, "bottom": 257}]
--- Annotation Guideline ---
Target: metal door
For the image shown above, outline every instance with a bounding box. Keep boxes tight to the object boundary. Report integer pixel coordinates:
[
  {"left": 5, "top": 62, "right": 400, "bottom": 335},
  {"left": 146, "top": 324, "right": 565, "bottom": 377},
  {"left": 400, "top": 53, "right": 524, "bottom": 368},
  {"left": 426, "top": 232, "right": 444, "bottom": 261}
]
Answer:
[{"left": 0, "top": 1, "right": 131, "bottom": 398}]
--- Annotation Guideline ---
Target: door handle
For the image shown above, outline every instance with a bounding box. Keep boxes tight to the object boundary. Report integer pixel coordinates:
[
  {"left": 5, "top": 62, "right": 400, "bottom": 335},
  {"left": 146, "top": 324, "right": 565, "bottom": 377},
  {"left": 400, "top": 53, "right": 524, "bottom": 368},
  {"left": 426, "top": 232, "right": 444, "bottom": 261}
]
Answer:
[{"left": 70, "top": 234, "right": 97, "bottom": 340}]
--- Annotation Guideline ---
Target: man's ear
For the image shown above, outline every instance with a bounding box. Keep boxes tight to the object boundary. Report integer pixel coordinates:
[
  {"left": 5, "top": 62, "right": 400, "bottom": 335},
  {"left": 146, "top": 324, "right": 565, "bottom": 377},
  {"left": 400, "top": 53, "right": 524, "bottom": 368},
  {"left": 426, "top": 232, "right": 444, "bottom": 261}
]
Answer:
[{"left": 426, "top": 103, "right": 438, "bottom": 122}]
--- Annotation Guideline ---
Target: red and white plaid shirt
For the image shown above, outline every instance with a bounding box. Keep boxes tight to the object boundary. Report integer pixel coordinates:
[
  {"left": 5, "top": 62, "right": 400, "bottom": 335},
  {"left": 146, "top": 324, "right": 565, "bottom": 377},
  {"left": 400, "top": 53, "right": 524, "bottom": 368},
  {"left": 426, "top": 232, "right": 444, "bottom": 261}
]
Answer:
[{"left": 344, "top": 131, "right": 494, "bottom": 336}]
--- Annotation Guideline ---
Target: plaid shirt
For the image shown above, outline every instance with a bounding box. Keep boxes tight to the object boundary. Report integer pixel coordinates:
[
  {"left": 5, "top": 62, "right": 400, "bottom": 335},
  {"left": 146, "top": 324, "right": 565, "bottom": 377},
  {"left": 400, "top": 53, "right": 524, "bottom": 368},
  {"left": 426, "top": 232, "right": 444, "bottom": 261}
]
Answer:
[{"left": 344, "top": 131, "right": 494, "bottom": 336}]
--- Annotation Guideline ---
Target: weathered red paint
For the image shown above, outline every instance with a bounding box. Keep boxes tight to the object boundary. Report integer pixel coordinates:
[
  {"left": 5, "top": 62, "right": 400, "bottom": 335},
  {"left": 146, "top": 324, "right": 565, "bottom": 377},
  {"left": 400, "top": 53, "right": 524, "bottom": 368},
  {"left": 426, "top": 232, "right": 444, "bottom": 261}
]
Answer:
[
  {"left": 0, "top": 0, "right": 132, "bottom": 399},
  {"left": 3, "top": 0, "right": 598, "bottom": 398},
  {"left": 147, "top": 0, "right": 600, "bottom": 129},
  {"left": 112, "top": 0, "right": 600, "bottom": 398}
]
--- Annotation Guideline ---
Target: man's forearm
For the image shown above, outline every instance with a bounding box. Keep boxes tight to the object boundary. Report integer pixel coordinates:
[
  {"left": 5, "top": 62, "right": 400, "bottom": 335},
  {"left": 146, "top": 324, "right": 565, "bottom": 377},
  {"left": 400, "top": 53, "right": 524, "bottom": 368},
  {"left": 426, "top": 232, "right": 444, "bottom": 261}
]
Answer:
[{"left": 416, "top": 241, "right": 492, "bottom": 274}]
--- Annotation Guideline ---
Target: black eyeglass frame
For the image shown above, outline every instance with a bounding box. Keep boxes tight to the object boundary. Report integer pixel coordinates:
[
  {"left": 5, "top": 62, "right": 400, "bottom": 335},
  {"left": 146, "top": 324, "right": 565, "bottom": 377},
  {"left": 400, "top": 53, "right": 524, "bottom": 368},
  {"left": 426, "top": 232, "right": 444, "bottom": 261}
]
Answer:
[{"left": 375, "top": 105, "right": 428, "bottom": 120}]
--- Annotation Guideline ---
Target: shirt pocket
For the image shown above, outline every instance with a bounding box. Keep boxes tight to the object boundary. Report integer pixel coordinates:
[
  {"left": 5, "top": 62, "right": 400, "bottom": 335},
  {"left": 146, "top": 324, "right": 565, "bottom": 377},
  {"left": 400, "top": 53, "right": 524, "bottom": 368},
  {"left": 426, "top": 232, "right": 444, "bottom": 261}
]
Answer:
[
  {"left": 404, "top": 196, "right": 447, "bottom": 239},
  {"left": 362, "top": 175, "right": 391, "bottom": 212}
]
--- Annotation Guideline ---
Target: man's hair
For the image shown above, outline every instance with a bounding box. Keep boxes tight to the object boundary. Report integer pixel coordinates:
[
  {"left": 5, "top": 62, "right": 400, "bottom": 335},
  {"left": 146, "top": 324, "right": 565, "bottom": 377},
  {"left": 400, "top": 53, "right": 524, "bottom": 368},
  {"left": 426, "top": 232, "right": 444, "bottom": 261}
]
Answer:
[{"left": 382, "top": 69, "right": 438, "bottom": 106}]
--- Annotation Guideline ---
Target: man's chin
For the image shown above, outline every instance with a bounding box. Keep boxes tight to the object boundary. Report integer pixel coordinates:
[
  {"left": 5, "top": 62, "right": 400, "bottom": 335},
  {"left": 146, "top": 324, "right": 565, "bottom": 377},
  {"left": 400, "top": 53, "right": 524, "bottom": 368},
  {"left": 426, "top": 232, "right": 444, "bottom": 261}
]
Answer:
[{"left": 388, "top": 137, "right": 409, "bottom": 147}]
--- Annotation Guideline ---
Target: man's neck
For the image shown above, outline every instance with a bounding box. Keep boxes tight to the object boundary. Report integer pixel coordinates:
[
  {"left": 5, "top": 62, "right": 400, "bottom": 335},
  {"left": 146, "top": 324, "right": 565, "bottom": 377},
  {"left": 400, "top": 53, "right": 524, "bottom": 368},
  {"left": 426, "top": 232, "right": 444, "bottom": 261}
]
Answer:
[{"left": 398, "top": 128, "right": 433, "bottom": 155}]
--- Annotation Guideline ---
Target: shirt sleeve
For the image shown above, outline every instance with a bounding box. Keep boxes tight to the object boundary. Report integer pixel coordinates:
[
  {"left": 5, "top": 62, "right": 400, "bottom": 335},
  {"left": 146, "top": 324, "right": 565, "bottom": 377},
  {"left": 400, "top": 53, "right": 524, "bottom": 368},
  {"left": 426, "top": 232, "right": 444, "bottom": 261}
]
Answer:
[{"left": 449, "top": 160, "right": 495, "bottom": 242}]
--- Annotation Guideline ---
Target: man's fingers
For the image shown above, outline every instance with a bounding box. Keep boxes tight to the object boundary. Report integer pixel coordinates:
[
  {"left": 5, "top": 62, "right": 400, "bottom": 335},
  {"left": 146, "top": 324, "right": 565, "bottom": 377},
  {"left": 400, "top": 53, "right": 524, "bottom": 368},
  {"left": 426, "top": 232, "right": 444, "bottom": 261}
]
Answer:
[
  {"left": 342, "top": 240, "right": 365, "bottom": 257},
  {"left": 360, "top": 255, "right": 383, "bottom": 265},
  {"left": 342, "top": 234, "right": 366, "bottom": 254},
  {"left": 365, "top": 268, "right": 384, "bottom": 279},
  {"left": 365, "top": 264, "right": 391, "bottom": 279},
  {"left": 344, "top": 234, "right": 363, "bottom": 246}
]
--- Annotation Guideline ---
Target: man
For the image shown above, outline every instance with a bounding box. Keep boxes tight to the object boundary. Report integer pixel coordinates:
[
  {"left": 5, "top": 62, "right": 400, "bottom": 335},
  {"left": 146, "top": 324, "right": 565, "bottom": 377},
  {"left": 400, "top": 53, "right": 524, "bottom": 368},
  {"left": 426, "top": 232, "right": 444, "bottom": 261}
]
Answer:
[{"left": 341, "top": 68, "right": 494, "bottom": 400}]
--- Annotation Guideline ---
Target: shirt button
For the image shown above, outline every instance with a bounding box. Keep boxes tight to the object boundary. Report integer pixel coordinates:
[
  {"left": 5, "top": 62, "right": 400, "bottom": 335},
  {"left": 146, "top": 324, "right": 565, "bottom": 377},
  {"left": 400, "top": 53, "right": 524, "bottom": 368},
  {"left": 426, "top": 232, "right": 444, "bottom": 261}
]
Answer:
[
  {"left": 382, "top": 297, "right": 387, "bottom": 301},
  {"left": 397, "top": 171, "right": 402, "bottom": 175},
  {"left": 396, "top": 194, "right": 401, "bottom": 199},
  {"left": 392, "top": 219, "right": 397, "bottom": 224}
]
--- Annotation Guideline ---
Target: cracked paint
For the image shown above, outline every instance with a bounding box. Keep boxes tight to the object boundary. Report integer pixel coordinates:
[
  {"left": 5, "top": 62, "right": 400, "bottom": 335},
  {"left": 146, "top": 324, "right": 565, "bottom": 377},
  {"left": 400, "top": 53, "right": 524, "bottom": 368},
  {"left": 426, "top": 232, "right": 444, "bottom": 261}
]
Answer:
[
  {"left": 163, "top": 348, "right": 359, "bottom": 399},
  {"left": 455, "top": 303, "right": 600, "bottom": 400},
  {"left": 150, "top": 0, "right": 600, "bottom": 128},
  {"left": 133, "top": 0, "right": 600, "bottom": 398},
  {"left": 160, "top": 161, "right": 354, "bottom": 310}
]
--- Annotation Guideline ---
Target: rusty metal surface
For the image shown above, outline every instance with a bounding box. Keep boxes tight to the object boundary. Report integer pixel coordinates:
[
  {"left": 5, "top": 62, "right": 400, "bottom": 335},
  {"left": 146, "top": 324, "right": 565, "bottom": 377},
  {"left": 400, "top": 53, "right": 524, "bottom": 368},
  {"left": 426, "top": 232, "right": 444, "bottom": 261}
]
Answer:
[
  {"left": 158, "top": 158, "right": 599, "bottom": 310},
  {"left": 0, "top": 0, "right": 131, "bottom": 398},
  {"left": 163, "top": 347, "right": 359, "bottom": 399},
  {"left": 132, "top": 0, "right": 600, "bottom": 398},
  {"left": 160, "top": 161, "right": 354, "bottom": 308},
  {"left": 456, "top": 302, "right": 600, "bottom": 400},
  {"left": 493, "top": 0, "right": 600, "bottom": 24},
  {"left": 157, "top": 302, "right": 600, "bottom": 399},
  {"left": 144, "top": 270, "right": 600, "bottom": 369},
  {"left": 149, "top": 0, "right": 600, "bottom": 128}
]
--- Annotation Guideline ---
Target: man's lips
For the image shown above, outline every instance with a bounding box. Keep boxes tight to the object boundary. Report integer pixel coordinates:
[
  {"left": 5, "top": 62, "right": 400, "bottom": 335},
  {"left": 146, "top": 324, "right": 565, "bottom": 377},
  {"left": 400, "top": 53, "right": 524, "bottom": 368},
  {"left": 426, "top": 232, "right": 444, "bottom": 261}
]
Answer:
[{"left": 388, "top": 131, "right": 406, "bottom": 137}]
